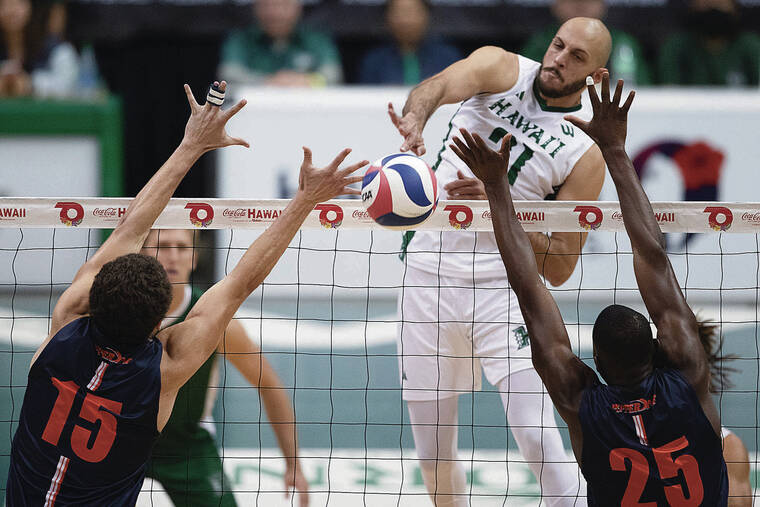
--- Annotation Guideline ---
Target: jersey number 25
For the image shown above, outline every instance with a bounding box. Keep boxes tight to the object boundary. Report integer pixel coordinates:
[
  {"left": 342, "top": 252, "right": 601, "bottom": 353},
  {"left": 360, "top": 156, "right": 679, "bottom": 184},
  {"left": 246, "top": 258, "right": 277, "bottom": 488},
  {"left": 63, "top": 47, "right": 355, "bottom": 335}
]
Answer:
[{"left": 610, "top": 435, "right": 704, "bottom": 506}]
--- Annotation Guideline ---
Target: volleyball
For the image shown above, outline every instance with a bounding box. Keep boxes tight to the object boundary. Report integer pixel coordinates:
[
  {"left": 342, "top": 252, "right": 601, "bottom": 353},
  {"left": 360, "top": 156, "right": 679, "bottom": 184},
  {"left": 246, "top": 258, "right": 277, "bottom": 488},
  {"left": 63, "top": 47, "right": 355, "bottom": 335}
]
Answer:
[{"left": 360, "top": 153, "right": 438, "bottom": 229}]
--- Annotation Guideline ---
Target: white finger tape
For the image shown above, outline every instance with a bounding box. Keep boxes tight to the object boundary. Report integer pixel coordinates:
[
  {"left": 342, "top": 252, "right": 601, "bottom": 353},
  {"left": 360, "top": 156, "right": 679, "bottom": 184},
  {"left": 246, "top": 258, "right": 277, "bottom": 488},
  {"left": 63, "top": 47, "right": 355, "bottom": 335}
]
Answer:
[{"left": 207, "top": 86, "right": 225, "bottom": 106}]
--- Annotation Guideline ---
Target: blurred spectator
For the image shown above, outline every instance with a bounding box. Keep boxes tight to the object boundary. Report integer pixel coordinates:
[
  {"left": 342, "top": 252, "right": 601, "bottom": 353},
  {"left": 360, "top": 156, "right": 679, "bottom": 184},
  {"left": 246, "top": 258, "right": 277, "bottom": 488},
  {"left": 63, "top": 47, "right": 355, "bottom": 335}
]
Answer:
[
  {"left": 220, "top": 0, "right": 342, "bottom": 87},
  {"left": 521, "top": 0, "right": 652, "bottom": 85},
  {"left": 658, "top": 0, "right": 760, "bottom": 86},
  {"left": 0, "top": 0, "right": 78, "bottom": 97},
  {"left": 357, "top": 0, "right": 461, "bottom": 85}
]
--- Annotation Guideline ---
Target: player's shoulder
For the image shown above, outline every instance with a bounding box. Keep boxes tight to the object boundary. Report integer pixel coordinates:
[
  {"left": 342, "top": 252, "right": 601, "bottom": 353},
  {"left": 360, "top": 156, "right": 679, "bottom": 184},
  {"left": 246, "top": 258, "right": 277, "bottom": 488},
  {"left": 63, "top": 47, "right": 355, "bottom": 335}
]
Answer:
[
  {"left": 467, "top": 46, "right": 518, "bottom": 72},
  {"left": 464, "top": 47, "right": 534, "bottom": 94}
]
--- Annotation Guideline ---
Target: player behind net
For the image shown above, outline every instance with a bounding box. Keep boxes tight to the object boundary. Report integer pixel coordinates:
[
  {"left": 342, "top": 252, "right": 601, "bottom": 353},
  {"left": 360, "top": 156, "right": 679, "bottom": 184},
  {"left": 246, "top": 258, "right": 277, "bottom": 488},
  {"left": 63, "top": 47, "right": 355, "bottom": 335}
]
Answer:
[
  {"left": 5, "top": 81, "right": 366, "bottom": 505},
  {"left": 388, "top": 17, "right": 612, "bottom": 506},
  {"left": 449, "top": 73, "right": 728, "bottom": 505},
  {"left": 141, "top": 229, "right": 309, "bottom": 506},
  {"left": 697, "top": 321, "right": 752, "bottom": 506}
]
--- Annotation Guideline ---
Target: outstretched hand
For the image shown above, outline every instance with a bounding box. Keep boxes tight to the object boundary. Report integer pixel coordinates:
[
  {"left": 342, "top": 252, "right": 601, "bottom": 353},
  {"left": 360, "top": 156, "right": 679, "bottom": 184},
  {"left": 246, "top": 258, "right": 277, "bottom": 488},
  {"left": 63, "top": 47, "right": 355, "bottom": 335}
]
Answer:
[
  {"left": 388, "top": 102, "right": 426, "bottom": 156},
  {"left": 181, "top": 81, "right": 249, "bottom": 153},
  {"left": 564, "top": 71, "right": 634, "bottom": 152},
  {"left": 284, "top": 462, "right": 309, "bottom": 507},
  {"left": 449, "top": 128, "right": 512, "bottom": 188},
  {"left": 298, "top": 147, "right": 367, "bottom": 205}
]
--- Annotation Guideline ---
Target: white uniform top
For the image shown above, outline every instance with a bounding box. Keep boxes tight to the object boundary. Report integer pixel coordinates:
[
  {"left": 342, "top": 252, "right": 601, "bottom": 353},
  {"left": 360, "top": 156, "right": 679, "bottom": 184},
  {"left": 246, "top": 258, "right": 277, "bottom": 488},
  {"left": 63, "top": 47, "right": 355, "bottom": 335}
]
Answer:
[{"left": 406, "top": 55, "right": 596, "bottom": 280}]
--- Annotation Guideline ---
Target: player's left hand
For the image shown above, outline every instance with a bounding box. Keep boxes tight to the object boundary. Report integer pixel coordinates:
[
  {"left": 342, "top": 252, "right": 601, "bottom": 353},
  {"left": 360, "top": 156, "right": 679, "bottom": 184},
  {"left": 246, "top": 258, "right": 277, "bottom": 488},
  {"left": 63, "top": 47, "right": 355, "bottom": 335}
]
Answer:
[
  {"left": 284, "top": 461, "right": 310, "bottom": 507},
  {"left": 564, "top": 71, "right": 634, "bottom": 152},
  {"left": 181, "top": 80, "right": 250, "bottom": 154},
  {"left": 449, "top": 127, "right": 512, "bottom": 188},
  {"left": 444, "top": 170, "right": 487, "bottom": 200}
]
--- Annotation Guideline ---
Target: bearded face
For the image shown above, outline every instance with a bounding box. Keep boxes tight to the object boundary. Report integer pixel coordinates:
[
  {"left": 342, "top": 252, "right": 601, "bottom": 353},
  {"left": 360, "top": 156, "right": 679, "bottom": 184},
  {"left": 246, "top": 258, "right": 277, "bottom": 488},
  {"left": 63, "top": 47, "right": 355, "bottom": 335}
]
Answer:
[{"left": 537, "top": 64, "right": 588, "bottom": 98}]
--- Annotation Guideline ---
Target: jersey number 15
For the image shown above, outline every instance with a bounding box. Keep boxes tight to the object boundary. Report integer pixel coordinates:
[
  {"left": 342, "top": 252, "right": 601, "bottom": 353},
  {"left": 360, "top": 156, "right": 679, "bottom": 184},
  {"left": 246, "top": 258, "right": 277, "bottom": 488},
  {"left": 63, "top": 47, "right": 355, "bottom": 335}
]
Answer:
[{"left": 42, "top": 377, "right": 123, "bottom": 463}]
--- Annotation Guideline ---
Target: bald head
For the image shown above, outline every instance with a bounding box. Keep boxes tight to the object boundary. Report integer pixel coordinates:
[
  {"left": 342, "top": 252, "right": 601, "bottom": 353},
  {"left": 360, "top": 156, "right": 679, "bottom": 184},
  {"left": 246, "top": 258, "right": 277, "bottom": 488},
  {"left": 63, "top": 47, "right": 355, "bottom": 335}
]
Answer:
[
  {"left": 558, "top": 17, "right": 612, "bottom": 67},
  {"left": 537, "top": 16, "right": 611, "bottom": 99}
]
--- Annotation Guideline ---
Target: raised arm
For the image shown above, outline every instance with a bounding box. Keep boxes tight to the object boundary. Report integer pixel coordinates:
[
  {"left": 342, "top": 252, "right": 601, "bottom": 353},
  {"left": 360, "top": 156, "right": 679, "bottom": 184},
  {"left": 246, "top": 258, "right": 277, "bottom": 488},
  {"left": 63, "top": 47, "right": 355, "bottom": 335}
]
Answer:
[
  {"left": 42, "top": 82, "right": 247, "bottom": 358},
  {"left": 565, "top": 73, "right": 709, "bottom": 392},
  {"left": 388, "top": 46, "right": 518, "bottom": 156},
  {"left": 159, "top": 148, "right": 367, "bottom": 399},
  {"left": 527, "top": 145, "right": 605, "bottom": 286},
  {"left": 442, "top": 145, "right": 604, "bottom": 286},
  {"left": 219, "top": 320, "right": 308, "bottom": 506},
  {"left": 449, "top": 129, "right": 593, "bottom": 419}
]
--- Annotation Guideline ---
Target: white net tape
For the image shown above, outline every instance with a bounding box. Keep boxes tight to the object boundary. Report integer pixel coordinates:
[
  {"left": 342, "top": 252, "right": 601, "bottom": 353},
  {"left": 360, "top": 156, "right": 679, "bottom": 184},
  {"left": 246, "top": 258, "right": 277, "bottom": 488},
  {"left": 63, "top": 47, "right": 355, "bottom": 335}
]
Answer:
[{"left": 0, "top": 198, "right": 759, "bottom": 232}]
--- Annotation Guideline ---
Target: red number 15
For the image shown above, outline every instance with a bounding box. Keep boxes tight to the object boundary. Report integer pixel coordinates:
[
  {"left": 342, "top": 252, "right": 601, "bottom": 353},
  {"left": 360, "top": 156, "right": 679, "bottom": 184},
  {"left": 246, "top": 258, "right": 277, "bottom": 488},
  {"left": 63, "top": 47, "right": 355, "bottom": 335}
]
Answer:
[{"left": 41, "top": 377, "right": 123, "bottom": 463}]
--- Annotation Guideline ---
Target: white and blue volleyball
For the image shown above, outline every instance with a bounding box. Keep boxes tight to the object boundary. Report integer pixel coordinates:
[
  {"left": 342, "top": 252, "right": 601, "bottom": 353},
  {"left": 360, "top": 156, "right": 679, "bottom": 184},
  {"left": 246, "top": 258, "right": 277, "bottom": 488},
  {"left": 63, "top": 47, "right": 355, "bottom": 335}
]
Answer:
[{"left": 361, "top": 153, "right": 438, "bottom": 229}]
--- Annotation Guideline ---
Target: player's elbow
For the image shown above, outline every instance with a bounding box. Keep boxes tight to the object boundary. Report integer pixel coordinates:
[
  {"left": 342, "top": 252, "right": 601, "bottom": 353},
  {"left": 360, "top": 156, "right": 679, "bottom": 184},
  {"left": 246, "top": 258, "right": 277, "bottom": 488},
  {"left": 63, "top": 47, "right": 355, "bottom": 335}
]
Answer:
[{"left": 541, "top": 263, "right": 574, "bottom": 287}]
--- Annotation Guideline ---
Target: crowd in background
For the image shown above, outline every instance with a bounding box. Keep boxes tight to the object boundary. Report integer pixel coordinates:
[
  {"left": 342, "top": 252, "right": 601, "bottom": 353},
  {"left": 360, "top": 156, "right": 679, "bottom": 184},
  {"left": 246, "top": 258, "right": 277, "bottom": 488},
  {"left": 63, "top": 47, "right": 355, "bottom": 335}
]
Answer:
[
  {"left": 1, "top": 0, "right": 759, "bottom": 197},
  {"left": 2, "top": 0, "right": 760, "bottom": 98}
]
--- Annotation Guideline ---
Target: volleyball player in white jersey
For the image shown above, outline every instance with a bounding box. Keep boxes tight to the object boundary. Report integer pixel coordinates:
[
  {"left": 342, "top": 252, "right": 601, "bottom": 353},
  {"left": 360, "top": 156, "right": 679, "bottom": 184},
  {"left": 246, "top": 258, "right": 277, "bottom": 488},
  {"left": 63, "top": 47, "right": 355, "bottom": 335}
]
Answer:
[{"left": 388, "top": 18, "right": 611, "bottom": 506}]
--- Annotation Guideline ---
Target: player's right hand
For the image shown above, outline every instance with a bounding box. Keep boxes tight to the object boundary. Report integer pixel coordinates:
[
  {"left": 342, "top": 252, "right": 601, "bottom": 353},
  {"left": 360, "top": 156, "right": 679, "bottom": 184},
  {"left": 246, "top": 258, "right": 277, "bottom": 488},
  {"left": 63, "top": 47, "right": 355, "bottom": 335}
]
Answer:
[
  {"left": 297, "top": 147, "right": 367, "bottom": 205},
  {"left": 284, "top": 461, "right": 310, "bottom": 507},
  {"left": 181, "top": 80, "right": 250, "bottom": 154},
  {"left": 388, "top": 102, "right": 426, "bottom": 156},
  {"left": 564, "top": 71, "right": 634, "bottom": 153}
]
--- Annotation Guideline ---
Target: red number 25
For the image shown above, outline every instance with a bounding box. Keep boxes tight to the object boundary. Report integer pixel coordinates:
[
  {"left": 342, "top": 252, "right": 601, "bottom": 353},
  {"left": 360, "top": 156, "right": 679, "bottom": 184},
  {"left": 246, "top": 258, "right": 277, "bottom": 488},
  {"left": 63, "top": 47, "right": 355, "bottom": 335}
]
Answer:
[
  {"left": 610, "top": 436, "right": 704, "bottom": 507},
  {"left": 41, "top": 377, "right": 123, "bottom": 463}
]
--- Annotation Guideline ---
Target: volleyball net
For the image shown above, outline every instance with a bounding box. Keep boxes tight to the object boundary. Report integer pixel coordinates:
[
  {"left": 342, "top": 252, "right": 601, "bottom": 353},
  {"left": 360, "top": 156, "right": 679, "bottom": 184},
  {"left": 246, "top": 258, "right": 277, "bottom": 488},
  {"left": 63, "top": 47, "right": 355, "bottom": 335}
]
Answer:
[{"left": 1, "top": 197, "right": 758, "bottom": 506}]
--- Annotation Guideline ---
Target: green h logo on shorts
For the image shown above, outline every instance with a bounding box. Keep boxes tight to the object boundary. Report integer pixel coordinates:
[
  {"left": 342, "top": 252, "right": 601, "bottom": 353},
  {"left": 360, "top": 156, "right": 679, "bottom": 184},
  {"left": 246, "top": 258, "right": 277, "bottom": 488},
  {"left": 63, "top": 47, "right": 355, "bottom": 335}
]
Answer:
[{"left": 513, "top": 326, "right": 530, "bottom": 349}]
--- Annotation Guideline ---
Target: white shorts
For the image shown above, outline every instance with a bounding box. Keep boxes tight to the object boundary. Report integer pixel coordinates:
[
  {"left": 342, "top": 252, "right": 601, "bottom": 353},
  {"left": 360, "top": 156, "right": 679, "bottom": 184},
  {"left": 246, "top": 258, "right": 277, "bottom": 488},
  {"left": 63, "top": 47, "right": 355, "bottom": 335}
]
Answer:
[{"left": 397, "top": 265, "right": 534, "bottom": 401}]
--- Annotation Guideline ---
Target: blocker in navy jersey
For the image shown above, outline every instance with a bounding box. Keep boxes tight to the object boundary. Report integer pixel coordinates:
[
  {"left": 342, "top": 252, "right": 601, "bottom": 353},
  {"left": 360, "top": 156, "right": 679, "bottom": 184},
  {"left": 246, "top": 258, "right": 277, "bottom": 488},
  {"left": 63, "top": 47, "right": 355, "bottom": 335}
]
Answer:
[
  {"left": 579, "top": 367, "right": 728, "bottom": 506},
  {"left": 7, "top": 317, "right": 162, "bottom": 506}
]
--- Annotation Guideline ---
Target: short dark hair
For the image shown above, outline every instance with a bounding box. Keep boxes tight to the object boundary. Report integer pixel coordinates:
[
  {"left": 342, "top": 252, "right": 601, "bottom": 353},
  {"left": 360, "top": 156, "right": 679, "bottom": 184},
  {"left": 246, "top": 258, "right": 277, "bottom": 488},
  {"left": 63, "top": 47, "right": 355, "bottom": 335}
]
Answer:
[
  {"left": 89, "top": 254, "right": 172, "bottom": 351},
  {"left": 593, "top": 304, "right": 654, "bottom": 371}
]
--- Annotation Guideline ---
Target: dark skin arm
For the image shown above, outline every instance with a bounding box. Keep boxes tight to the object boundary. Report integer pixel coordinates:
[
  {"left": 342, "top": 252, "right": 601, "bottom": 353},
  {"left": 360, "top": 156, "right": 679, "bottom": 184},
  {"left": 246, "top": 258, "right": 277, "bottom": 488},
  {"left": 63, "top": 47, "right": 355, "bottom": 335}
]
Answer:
[
  {"left": 449, "top": 129, "right": 595, "bottom": 465},
  {"left": 565, "top": 73, "right": 719, "bottom": 435}
]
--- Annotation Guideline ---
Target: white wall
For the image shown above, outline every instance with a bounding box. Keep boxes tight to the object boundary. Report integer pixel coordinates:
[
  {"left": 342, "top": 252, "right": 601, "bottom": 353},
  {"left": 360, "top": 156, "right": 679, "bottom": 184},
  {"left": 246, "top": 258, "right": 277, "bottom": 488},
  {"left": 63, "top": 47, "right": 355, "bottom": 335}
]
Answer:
[{"left": 215, "top": 87, "right": 760, "bottom": 304}]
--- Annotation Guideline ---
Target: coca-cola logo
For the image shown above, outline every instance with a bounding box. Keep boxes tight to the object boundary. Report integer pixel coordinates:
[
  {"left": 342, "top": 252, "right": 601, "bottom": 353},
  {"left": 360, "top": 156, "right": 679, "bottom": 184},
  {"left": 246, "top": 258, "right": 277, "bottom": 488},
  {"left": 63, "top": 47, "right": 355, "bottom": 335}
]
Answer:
[
  {"left": 185, "top": 202, "right": 214, "bottom": 228},
  {"left": 573, "top": 205, "right": 603, "bottom": 231},
  {"left": 703, "top": 206, "right": 732, "bottom": 231},
  {"left": 611, "top": 211, "right": 624, "bottom": 221},
  {"left": 444, "top": 205, "right": 473, "bottom": 230},
  {"left": 223, "top": 208, "right": 247, "bottom": 218},
  {"left": 55, "top": 202, "right": 84, "bottom": 227},
  {"left": 741, "top": 212, "right": 760, "bottom": 225},
  {"left": 92, "top": 207, "right": 126, "bottom": 218},
  {"left": 315, "top": 203, "right": 343, "bottom": 228},
  {"left": 482, "top": 210, "right": 491, "bottom": 220},
  {"left": 352, "top": 209, "right": 373, "bottom": 222}
]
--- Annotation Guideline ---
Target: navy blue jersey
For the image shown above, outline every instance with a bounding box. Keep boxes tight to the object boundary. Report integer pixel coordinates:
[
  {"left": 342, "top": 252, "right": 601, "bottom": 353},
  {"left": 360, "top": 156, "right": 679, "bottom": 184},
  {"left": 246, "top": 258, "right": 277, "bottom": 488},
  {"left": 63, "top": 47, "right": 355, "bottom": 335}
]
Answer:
[
  {"left": 7, "top": 317, "right": 162, "bottom": 506},
  {"left": 579, "top": 368, "right": 728, "bottom": 506}
]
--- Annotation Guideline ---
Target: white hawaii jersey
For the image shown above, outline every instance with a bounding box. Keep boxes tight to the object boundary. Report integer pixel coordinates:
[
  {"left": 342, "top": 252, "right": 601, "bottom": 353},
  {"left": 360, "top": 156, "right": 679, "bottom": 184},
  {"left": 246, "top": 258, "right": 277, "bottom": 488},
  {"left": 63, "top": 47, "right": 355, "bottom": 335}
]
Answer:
[{"left": 406, "top": 55, "right": 596, "bottom": 279}]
